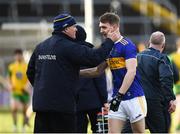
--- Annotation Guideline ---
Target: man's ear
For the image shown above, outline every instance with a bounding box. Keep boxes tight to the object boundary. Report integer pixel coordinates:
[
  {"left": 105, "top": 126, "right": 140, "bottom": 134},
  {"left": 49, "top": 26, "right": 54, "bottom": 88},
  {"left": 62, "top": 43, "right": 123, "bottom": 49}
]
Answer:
[
  {"left": 162, "top": 43, "right": 165, "bottom": 48},
  {"left": 161, "top": 43, "right": 166, "bottom": 53},
  {"left": 64, "top": 28, "right": 69, "bottom": 33},
  {"left": 62, "top": 29, "right": 67, "bottom": 34}
]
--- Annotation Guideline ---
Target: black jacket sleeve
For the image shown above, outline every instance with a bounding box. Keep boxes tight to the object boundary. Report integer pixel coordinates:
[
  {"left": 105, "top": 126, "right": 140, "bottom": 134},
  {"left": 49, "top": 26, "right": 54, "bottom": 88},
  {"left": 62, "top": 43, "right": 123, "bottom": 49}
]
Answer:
[
  {"left": 159, "top": 56, "right": 176, "bottom": 102},
  {"left": 26, "top": 48, "right": 37, "bottom": 86},
  {"left": 64, "top": 38, "right": 114, "bottom": 67},
  {"left": 93, "top": 73, "right": 108, "bottom": 105}
]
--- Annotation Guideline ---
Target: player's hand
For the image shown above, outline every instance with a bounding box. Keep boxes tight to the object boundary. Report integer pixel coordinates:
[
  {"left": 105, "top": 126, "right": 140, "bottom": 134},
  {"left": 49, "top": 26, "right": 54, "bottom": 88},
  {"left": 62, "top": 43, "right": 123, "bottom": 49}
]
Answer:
[
  {"left": 22, "top": 89, "right": 30, "bottom": 96},
  {"left": 103, "top": 103, "right": 109, "bottom": 112},
  {"left": 168, "top": 100, "right": 176, "bottom": 113},
  {"left": 109, "top": 92, "right": 123, "bottom": 112},
  {"left": 7, "top": 84, "right": 13, "bottom": 92}
]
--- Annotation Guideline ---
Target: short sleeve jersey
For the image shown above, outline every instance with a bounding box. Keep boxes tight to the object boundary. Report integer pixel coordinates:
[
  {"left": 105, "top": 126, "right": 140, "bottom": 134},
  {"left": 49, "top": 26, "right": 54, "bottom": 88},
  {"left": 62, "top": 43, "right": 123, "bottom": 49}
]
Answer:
[
  {"left": 107, "top": 36, "right": 144, "bottom": 100},
  {"left": 8, "top": 61, "right": 28, "bottom": 95}
]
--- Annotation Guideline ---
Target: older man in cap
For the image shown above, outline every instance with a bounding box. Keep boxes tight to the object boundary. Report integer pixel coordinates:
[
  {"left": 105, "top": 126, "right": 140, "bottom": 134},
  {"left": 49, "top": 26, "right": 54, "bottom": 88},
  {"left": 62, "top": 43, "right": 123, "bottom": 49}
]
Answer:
[{"left": 26, "top": 13, "right": 119, "bottom": 133}]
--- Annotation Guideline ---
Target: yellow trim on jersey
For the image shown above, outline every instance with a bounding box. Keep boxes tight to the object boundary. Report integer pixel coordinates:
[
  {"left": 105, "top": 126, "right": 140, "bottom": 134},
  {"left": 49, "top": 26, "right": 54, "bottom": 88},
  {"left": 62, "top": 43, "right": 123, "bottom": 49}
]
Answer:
[
  {"left": 107, "top": 57, "right": 126, "bottom": 70},
  {"left": 115, "top": 36, "right": 123, "bottom": 44},
  {"left": 115, "top": 36, "right": 128, "bottom": 45}
]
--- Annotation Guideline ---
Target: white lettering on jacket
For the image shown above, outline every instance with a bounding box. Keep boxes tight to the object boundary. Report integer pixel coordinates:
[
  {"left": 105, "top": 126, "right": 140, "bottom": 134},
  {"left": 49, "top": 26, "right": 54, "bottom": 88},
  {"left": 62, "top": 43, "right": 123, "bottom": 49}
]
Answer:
[{"left": 38, "top": 55, "right": 56, "bottom": 60}]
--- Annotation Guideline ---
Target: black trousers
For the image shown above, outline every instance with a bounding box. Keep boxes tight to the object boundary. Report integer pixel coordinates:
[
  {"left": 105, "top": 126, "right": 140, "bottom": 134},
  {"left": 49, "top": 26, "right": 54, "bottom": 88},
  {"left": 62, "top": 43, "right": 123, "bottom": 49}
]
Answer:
[
  {"left": 122, "top": 99, "right": 170, "bottom": 133},
  {"left": 77, "top": 108, "right": 100, "bottom": 133},
  {"left": 34, "top": 111, "right": 76, "bottom": 133},
  {"left": 146, "top": 100, "right": 169, "bottom": 133}
]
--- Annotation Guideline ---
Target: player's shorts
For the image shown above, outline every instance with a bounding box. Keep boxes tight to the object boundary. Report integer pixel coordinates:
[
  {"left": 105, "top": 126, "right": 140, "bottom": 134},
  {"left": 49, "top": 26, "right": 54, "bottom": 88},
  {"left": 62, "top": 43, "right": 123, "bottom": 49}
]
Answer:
[
  {"left": 12, "top": 91, "right": 30, "bottom": 104},
  {"left": 108, "top": 96, "right": 147, "bottom": 123}
]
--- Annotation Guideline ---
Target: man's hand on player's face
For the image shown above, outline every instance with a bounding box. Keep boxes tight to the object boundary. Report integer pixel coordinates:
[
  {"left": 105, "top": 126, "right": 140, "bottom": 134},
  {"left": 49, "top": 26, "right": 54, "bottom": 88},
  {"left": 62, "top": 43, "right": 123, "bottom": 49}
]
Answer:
[{"left": 107, "top": 27, "right": 120, "bottom": 42}]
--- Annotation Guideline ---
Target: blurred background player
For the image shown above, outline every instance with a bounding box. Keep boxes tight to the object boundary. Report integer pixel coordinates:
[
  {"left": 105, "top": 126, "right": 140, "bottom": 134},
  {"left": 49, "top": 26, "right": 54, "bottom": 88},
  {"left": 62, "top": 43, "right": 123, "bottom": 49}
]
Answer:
[
  {"left": 75, "top": 25, "right": 108, "bottom": 133},
  {"left": 170, "top": 38, "right": 180, "bottom": 131},
  {"left": 137, "top": 42, "right": 146, "bottom": 52},
  {"left": 7, "top": 49, "right": 30, "bottom": 132}
]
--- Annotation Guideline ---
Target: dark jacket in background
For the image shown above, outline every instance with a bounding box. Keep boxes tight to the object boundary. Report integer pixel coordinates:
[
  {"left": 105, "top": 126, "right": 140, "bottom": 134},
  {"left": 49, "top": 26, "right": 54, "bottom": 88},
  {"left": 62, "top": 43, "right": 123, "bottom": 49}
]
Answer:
[
  {"left": 122, "top": 47, "right": 176, "bottom": 133},
  {"left": 76, "top": 64, "right": 107, "bottom": 133},
  {"left": 75, "top": 25, "right": 108, "bottom": 133},
  {"left": 137, "top": 47, "right": 176, "bottom": 133},
  {"left": 75, "top": 26, "right": 108, "bottom": 110},
  {"left": 26, "top": 32, "right": 113, "bottom": 113},
  {"left": 137, "top": 47, "right": 175, "bottom": 102},
  {"left": 77, "top": 74, "right": 107, "bottom": 111}
]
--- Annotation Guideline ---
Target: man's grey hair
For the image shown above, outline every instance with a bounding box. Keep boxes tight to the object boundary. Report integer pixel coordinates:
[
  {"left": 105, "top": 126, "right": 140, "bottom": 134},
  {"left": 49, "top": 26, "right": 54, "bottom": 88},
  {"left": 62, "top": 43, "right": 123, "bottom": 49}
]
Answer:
[{"left": 150, "top": 31, "right": 165, "bottom": 45}]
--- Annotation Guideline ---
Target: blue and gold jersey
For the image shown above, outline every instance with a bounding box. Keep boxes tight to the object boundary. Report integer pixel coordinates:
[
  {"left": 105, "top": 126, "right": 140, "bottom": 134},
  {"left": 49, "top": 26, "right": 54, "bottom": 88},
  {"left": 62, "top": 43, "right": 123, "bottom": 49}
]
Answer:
[{"left": 107, "top": 36, "right": 144, "bottom": 100}]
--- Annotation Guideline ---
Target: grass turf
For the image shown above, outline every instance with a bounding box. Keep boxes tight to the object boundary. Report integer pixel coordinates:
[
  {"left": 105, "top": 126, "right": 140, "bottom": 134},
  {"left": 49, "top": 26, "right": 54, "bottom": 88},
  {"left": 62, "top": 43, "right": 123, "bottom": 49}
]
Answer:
[
  {"left": 0, "top": 112, "right": 34, "bottom": 133},
  {"left": 0, "top": 111, "right": 178, "bottom": 133},
  {"left": 0, "top": 112, "right": 92, "bottom": 133}
]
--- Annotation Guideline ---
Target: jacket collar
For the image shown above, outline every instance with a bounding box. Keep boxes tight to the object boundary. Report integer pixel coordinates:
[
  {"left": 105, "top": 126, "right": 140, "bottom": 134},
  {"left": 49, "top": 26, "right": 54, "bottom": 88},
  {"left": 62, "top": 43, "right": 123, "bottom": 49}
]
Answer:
[
  {"left": 52, "top": 30, "right": 74, "bottom": 41},
  {"left": 148, "top": 47, "right": 160, "bottom": 52}
]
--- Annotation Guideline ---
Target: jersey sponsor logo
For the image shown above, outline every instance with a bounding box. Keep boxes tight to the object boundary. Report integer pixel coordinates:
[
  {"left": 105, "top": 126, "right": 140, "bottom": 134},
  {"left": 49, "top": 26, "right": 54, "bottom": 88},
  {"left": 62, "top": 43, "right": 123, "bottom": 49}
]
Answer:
[
  {"left": 38, "top": 55, "right": 56, "bottom": 60},
  {"left": 107, "top": 57, "right": 125, "bottom": 70},
  {"left": 127, "top": 92, "right": 131, "bottom": 96},
  {"left": 16, "top": 72, "right": 23, "bottom": 80}
]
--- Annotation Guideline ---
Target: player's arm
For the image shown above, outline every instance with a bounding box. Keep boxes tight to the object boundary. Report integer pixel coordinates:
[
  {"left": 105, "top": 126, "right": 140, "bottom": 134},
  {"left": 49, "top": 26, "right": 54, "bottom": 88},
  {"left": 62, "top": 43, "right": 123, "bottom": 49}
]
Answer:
[
  {"left": 6, "top": 67, "right": 13, "bottom": 91},
  {"left": 23, "top": 81, "right": 32, "bottom": 95},
  {"left": 80, "top": 61, "right": 108, "bottom": 77},
  {"left": 118, "top": 58, "right": 137, "bottom": 94}
]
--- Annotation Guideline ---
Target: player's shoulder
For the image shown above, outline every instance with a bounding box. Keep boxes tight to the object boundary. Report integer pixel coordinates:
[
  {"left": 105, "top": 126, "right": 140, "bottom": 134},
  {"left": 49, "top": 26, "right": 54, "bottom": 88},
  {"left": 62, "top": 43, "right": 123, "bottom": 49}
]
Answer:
[
  {"left": 22, "top": 61, "right": 28, "bottom": 67},
  {"left": 160, "top": 54, "right": 171, "bottom": 63},
  {"left": 9, "top": 61, "right": 16, "bottom": 67},
  {"left": 8, "top": 62, "right": 16, "bottom": 70},
  {"left": 117, "top": 36, "right": 135, "bottom": 46},
  {"left": 119, "top": 37, "right": 129, "bottom": 45},
  {"left": 170, "top": 52, "right": 179, "bottom": 58}
]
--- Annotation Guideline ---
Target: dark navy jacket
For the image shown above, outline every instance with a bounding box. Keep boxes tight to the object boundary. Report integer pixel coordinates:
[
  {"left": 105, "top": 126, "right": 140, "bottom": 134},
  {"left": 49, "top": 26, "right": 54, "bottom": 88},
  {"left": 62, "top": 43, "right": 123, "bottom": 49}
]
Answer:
[
  {"left": 26, "top": 32, "right": 113, "bottom": 113},
  {"left": 137, "top": 47, "right": 176, "bottom": 102},
  {"left": 75, "top": 42, "right": 107, "bottom": 111},
  {"left": 77, "top": 73, "right": 107, "bottom": 111},
  {"left": 75, "top": 25, "right": 107, "bottom": 111}
]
